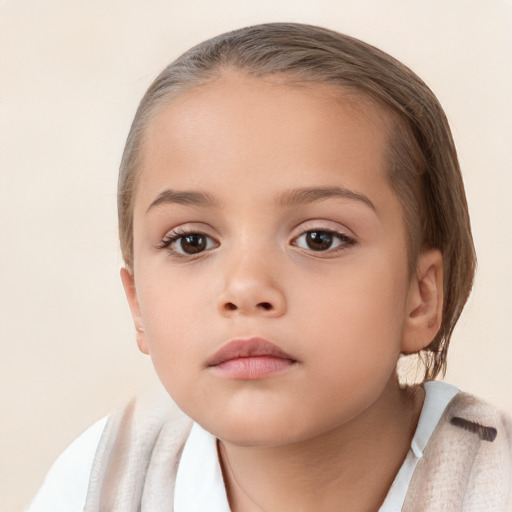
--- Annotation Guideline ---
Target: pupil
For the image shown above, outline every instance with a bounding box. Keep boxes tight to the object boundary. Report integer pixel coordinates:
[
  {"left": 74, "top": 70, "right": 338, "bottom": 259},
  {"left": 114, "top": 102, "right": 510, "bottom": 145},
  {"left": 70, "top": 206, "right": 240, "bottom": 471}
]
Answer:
[
  {"left": 180, "top": 234, "right": 206, "bottom": 254},
  {"left": 306, "top": 231, "right": 333, "bottom": 251}
]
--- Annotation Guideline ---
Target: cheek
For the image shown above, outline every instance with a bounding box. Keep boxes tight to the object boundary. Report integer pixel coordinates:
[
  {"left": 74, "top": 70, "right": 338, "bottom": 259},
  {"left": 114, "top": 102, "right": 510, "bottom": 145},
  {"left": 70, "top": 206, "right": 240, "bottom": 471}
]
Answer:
[
  {"left": 294, "top": 253, "right": 409, "bottom": 373},
  {"left": 134, "top": 267, "right": 207, "bottom": 378},
  {"left": 298, "top": 250, "right": 408, "bottom": 329}
]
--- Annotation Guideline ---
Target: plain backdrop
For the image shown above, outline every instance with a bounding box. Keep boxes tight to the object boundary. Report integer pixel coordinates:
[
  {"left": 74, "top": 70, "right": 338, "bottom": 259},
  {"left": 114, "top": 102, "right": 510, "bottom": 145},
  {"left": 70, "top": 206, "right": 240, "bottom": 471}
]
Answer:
[{"left": 1, "top": 1, "right": 511, "bottom": 510}]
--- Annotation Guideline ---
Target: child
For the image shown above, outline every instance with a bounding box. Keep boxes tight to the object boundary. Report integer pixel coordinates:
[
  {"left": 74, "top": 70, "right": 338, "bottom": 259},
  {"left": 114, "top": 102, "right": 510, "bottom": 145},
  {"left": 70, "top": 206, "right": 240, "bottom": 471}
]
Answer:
[{"left": 30, "top": 22, "right": 512, "bottom": 511}]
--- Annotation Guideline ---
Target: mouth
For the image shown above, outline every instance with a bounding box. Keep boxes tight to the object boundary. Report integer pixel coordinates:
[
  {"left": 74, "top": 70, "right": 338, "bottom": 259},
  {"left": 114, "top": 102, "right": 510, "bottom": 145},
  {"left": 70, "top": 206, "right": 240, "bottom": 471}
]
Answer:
[{"left": 207, "top": 337, "right": 297, "bottom": 380}]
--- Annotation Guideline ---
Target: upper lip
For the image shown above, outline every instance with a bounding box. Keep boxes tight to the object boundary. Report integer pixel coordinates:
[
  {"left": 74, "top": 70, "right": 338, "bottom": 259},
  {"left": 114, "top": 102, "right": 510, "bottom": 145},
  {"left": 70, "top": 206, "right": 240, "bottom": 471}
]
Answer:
[{"left": 207, "top": 337, "right": 296, "bottom": 366}]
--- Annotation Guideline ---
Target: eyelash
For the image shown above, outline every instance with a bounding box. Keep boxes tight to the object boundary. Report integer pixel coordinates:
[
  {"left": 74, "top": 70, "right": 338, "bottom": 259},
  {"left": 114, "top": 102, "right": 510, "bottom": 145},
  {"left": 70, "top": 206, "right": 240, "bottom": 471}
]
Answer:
[
  {"left": 158, "top": 227, "right": 189, "bottom": 248},
  {"left": 157, "top": 227, "right": 356, "bottom": 258}
]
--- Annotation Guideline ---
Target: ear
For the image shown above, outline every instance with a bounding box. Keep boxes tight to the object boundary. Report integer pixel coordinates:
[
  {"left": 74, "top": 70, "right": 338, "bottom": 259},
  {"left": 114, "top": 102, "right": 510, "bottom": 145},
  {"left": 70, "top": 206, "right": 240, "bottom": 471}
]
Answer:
[
  {"left": 120, "top": 267, "right": 149, "bottom": 355},
  {"left": 401, "top": 249, "right": 444, "bottom": 354}
]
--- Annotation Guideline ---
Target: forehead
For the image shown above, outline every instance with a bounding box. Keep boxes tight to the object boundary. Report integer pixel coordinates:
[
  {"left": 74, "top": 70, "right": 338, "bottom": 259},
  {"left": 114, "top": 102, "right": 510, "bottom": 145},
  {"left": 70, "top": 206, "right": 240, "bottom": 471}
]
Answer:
[{"left": 135, "top": 73, "right": 393, "bottom": 207}]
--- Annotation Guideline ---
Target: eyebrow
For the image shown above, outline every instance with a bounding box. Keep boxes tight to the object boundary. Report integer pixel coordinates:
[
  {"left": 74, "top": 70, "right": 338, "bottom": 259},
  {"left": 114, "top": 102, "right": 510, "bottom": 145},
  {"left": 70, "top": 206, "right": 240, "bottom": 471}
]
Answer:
[
  {"left": 146, "top": 189, "right": 218, "bottom": 212},
  {"left": 146, "top": 185, "right": 377, "bottom": 214},
  {"left": 276, "top": 186, "right": 377, "bottom": 213}
]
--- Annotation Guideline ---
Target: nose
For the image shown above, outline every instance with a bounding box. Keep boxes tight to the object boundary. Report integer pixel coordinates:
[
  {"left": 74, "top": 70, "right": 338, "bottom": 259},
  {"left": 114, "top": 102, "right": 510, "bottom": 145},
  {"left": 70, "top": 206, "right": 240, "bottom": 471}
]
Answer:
[{"left": 217, "top": 252, "right": 287, "bottom": 318}]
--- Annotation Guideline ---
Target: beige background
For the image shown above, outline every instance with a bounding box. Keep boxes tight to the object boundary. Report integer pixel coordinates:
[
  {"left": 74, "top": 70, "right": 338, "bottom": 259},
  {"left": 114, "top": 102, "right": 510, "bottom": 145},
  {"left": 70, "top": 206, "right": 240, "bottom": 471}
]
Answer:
[{"left": 1, "top": 1, "right": 511, "bottom": 510}]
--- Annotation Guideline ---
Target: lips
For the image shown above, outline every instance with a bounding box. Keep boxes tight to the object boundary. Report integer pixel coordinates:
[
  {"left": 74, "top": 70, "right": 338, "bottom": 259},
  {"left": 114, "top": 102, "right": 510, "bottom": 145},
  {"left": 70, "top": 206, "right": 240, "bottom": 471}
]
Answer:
[{"left": 207, "top": 337, "right": 297, "bottom": 379}]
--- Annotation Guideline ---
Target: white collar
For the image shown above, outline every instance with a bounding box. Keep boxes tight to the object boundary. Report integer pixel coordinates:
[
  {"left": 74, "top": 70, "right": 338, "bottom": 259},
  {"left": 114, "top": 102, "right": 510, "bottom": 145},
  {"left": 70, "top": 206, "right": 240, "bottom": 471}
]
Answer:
[
  {"left": 174, "top": 381, "right": 459, "bottom": 512},
  {"left": 174, "top": 422, "right": 231, "bottom": 512}
]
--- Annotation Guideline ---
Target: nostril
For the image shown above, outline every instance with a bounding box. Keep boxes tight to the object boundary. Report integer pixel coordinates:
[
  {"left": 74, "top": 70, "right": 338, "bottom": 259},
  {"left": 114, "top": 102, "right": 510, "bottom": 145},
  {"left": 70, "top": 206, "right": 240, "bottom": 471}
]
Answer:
[{"left": 220, "top": 301, "right": 276, "bottom": 313}]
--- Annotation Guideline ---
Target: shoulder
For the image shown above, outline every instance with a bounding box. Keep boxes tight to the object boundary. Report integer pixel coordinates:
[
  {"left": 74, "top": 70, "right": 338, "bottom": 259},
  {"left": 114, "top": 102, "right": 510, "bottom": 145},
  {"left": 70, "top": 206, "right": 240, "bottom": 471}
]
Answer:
[
  {"left": 451, "top": 391, "right": 512, "bottom": 423},
  {"left": 29, "top": 389, "right": 193, "bottom": 512},
  {"left": 448, "top": 391, "right": 512, "bottom": 480},
  {"left": 84, "top": 390, "right": 193, "bottom": 510},
  {"left": 449, "top": 391, "right": 512, "bottom": 444},
  {"left": 28, "top": 416, "right": 108, "bottom": 512},
  {"left": 404, "top": 388, "right": 512, "bottom": 511}
]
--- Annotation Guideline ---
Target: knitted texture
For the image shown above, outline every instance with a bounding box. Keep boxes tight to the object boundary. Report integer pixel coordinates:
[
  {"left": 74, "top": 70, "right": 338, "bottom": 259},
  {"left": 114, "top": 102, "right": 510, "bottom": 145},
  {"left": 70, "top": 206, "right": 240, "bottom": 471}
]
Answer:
[{"left": 403, "top": 392, "right": 512, "bottom": 511}]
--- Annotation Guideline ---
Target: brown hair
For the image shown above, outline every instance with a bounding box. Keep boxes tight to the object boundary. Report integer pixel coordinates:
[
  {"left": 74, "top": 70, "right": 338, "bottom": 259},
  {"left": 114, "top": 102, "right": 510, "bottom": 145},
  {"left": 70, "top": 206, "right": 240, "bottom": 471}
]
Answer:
[{"left": 118, "top": 22, "right": 476, "bottom": 381}]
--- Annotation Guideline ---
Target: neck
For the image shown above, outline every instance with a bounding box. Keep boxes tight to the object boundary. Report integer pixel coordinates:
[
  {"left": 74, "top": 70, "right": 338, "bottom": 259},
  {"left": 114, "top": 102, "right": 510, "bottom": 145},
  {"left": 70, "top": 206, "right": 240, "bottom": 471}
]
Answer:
[{"left": 218, "top": 378, "right": 424, "bottom": 512}]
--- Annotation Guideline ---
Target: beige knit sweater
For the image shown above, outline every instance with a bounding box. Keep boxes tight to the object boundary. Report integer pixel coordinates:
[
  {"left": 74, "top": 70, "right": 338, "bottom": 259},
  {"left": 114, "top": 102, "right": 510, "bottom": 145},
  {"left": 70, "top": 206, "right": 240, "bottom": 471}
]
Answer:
[{"left": 84, "top": 390, "right": 512, "bottom": 511}]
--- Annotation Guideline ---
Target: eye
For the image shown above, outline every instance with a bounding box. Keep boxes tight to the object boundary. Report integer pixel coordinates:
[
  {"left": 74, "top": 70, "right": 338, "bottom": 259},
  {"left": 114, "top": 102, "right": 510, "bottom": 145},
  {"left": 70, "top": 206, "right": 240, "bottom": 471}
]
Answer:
[
  {"left": 293, "top": 229, "right": 354, "bottom": 252},
  {"left": 176, "top": 233, "right": 215, "bottom": 254},
  {"left": 159, "top": 229, "right": 218, "bottom": 256}
]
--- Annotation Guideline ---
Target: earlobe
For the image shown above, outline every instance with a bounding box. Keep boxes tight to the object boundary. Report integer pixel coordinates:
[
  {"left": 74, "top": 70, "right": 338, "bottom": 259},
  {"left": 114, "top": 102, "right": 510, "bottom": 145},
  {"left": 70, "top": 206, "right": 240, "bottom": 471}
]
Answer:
[
  {"left": 120, "top": 267, "right": 150, "bottom": 355},
  {"left": 401, "top": 249, "right": 444, "bottom": 354}
]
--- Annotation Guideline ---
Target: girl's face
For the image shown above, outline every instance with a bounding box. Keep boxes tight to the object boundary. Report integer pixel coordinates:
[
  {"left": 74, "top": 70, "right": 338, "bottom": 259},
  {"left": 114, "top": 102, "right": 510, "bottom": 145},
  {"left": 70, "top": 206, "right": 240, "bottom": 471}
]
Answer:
[{"left": 123, "top": 73, "right": 436, "bottom": 446}]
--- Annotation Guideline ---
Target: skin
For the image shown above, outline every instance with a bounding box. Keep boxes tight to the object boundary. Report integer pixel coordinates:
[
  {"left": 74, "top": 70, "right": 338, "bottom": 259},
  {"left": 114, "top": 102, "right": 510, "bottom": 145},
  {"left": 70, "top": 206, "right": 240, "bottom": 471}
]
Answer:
[{"left": 121, "top": 72, "right": 444, "bottom": 511}]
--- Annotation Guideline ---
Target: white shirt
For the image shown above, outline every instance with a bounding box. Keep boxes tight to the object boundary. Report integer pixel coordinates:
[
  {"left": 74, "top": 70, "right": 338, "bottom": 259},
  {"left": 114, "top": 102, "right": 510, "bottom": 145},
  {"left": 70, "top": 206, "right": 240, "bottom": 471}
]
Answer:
[{"left": 28, "top": 381, "right": 459, "bottom": 512}]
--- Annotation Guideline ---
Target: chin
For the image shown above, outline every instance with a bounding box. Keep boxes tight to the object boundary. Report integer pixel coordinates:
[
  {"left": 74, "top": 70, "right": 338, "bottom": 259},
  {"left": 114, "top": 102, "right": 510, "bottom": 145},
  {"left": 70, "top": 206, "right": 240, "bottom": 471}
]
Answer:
[
  {"left": 199, "top": 409, "right": 320, "bottom": 448},
  {"left": 216, "top": 427, "right": 298, "bottom": 448}
]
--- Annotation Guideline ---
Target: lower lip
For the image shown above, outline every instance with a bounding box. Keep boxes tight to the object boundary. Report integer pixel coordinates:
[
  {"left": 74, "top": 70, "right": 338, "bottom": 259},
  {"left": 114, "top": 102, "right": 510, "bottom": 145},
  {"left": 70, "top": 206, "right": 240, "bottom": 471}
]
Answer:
[{"left": 210, "top": 356, "right": 295, "bottom": 379}]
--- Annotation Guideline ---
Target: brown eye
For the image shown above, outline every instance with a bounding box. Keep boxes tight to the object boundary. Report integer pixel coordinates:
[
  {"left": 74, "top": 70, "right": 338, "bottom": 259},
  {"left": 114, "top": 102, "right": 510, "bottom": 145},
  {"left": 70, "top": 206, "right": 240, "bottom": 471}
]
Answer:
[
  {"left": 293, "top": 229, "right": 354, "bottom": 253},
  {"left": 159, "top": 230, "right": 218, "bottom": 256},
  {"left": 305, "top": 231, "right": 334, "bottom": 251},
  {"left": 179, "top": 234, "right": 208, "bottom": 254}
]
